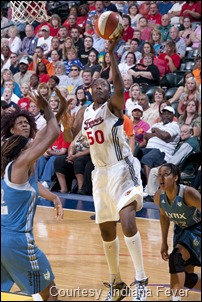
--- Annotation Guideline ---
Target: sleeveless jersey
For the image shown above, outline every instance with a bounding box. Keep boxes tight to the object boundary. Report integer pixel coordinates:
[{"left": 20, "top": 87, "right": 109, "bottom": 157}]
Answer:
[
  {"left": 82, "top": 102, "right": 132, "bottom": 167},
  {"left": 1, "top": 161, "right": 39, "bottom": 234},
  {"left": 159, "top": 184, "right": 201, "bottom": 229}
]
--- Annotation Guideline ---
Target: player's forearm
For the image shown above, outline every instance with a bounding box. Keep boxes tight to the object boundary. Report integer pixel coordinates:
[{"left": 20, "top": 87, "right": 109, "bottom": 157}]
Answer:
[{"left": 110, "top": 51, "right": 124, "bottom": 95}]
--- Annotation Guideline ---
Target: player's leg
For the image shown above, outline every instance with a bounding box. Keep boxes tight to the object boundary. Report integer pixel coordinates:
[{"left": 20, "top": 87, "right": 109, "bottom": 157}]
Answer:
[
  {"left": 184, "top": 265, "right": 201, "bottom": 291},
  {"left": 120, "top": 202, "right": 148, "bottom": 301},
  {"left": 99, "top": 221, "right": 129, "bottom": 301},
  {"left": 38, "top": 280, "right": 58, "bottom": 301}
]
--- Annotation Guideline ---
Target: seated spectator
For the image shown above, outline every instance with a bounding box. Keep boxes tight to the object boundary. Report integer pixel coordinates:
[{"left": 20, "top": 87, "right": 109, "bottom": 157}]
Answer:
[
  {"left": 1, "top": 45, "right": 11, "bottom": 71},
  {"left": 125, "top": 83, "right": 142, "bottom": 118},
  {"left": 122, "top": 14, "right": 135, "bottom": 43},
  {"left": 76, "top": 4, "right": 89, "bottom": 33},
  {"left": 145, "top": 124, "right": 201, "bottom": 197},
  {"left": 70, "top": 27, "right": 84, "bottom": 51},
  {"left": 169, "top": 26, "right": 186, "bottom": 59},
  {"left": 66, "top": 64, "right": 83, "bottom": 93},
  {"left": 58, "top": 26, "right": 69, "bottom": 48},
  {"left": 122, "top": 74, "right": 133, "bottom": 108},
  {"left": 141, "top": 106, "right": 180, "bottom": 183},
  {"left": 154, "top": 100, "right": 178, "bottom": 124},
  {"left": 75, "top": 87, "right": 92, "bottom": 107},
  {"left": 128, "top": 53, "right": 160, "bottom": 88},
  {"left": 157, "top": 1, "right": 173, "bottom": 15},
  {"left": 46, "top": 50, "right": 60, "bottom": 73},
  {"left": 158, "top": 40, "right": 181, "bottom": 74},
  {"left": 167, "top": 1, "right": 185, "bottom": 25},
  {"left": 37, "top": 25, "right": 53, "bottom": 56},
  {"left": 132, "top": 29, "right": 145, "bottom": 52},
  {"left": 13, "top": 57, "right": 32, "bottom": 86},
  {"left": 37, "top": 82, "right": 51, "bottom": 100},
  {"left": 85, "top": 1, "right": 105, "bottom": 32},
  {"left": 49, "top": 14, "right": 61, "bottom": 37},
  {"left": 54, "top": 131, "right": 91, "bottom": 194},
  {"left": 47, "top": 76, "right": 60, "bottom": 95},
  {"left": 34, "top": 17, "right": 52, "bottom": 38},
  {"left": 45, "top": 37, "right": 63, "bottom": 61},
  {"left": 146, "top": 2, "right": 162, "bottom": 29},
  {"left": 62, "top": 37, "right": 78, "bottom": 61},
  {"left": 36, "top": 61, "right": 50, "bottom": 83},
  {"left": 62, "top": 13, "right": 83, "bottom": 36},
  {"left": 1, "top": 88, "right": 19, "bottom": 113},
  {"left": 118, "top": 52, "right": 136, "bottom": 76},
  {"left": 79, "top": 36, "right": 98, "bottom": 66},
  {"left": 137, "top": 17, "right": 152, "bottom": 41},
  {"left": 63, "top": 48, "right": 83, "bottom": 76},
  {"left": 48, "top": 95, "right": 60, "bottom": 115},
  {"left": 67, "top": 93, "right": 81, "bottom": 115},
  {"left": 36, "top": 124, "right": 70, "bottom": 190},
  {"left": 28, "top": 46, "right": 55, "bottom": 76},
  {"left": 28, "top": 101, "right": 46, "bottom": 131},
  {"left": 167, "top": 71, "right": 194, "bottom": 106},
  {"left": 190, "top": 24, "right": 201, "bottom": 49},
  {"left": 140, "top": 42, "right": 156, "bottom": 63},
  {"left": 1, "top": 69, "right": 21, "bottom": 97},
  {"left": 137, "top": 93, "right": 153, "bottom": 125},
  {"left": 180, "top": 1, "right": 201, "bottom": 23},
  {"left": 138, "top": 1, "right": 151, "bottom": 18},
  {"left": 100, "top": 52, "right": 113, "bottom": 83},
  {"left": 30, "top": 73, "right": 40, "bottom": 92},
  {"left": 128, "top": 3, "right": 143, "bottom": 29},
  {"left": 18, "top": 82, "right": 31, "bottom": 110},
  {"left": 192, "top": 55, "right": 201, "bottom": 85},
  {"left": 177, "top": 77, "right": 201, "bottom": 115},
  {"left": 19, "top": 24, "right": 38, "bottom": 57},
  {"left": 54, "top": 61, "right": 69, "bottom": 87},
  {"left": 158, "top": 14, "right": 171, "bottom": 43},
  {"left": 77, "top": 69, "right": 94, "bottom": 103},
  {"left": 178, "top": 100, "right": 201, "bottom": 139},
  {"left": 9, "top": 52, "right": 19, "bottom": 75},
  {"left": 83, "top": 49, "right": 102, "bottom": 80},
  {"left": 147, "top": 87, "right": 168, "bottom": 126},
  {"left": 131, "top": 104, "right": 150, "bottom": 148},
  {"left": 84, "top": 14, "right": 97, "bottom": 36},
  {"left": 150, "top": 29, "right": 163, "bottom": 56},
  {"left": 120, "top": 38, "right": 142, "bottom": 64},
  {"left": 104, "top": 1, "right": 118, "bottom": 12},
  {"left": 2, "top": 79, "right": 20, "bottom": 104},
  {"left": 7, "top": 26, "right": 22, "bottom": 55},
  {"left": 179, "top": 17, "right": 195, "bottom": 47}
]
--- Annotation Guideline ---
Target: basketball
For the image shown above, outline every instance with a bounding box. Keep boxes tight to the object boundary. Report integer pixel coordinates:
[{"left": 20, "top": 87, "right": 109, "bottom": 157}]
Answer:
[{"left": 95, "top": 11, "right": 124, "bottom": 40}]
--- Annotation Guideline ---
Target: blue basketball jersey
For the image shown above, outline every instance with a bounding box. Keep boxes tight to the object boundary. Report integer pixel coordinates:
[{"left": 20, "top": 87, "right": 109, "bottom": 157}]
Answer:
[
  {"left": 1, "top": 161, "right": 38, "bottom": 234},
  {"left": 159, "top": 184, "right": 201, "bottom": 228}
]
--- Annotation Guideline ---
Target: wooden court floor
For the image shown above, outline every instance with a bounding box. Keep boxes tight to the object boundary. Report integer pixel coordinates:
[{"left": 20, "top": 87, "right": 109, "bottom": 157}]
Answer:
[{"left": 4, "top": 206, "right": 200, "bottom": 301}]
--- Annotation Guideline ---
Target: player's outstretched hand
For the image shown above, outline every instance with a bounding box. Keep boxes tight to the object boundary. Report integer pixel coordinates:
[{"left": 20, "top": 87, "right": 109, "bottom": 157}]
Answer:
[
  {"left": 53, "top": 195, "right": 63, "bottom": 221},
  {"left": 108, "top": 25, "right": 124, "bottom": 54},
  {"left": 28, "top": 90, "right": 49, "bottom": 111}
]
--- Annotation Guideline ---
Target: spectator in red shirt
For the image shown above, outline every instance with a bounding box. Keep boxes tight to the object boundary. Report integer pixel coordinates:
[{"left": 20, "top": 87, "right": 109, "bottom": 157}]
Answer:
[
  {"left": 180, "top": 1, "right": 201, "bottom": 23},
  {"left": 147, "top": 2, "right": 162, "bottom": 29},
  {"left": 158, "top": 40, "right": 181, "bottom": 74},
  {"left": 122, "top": 14, "right": 134, "bottom": 43},
  {"left": 138, "top": 1, "right": 151, "bottom": 17},
  {"left": 49, "top": 14, "right": 61, "bottom": 37},
  {"left": 62, "top": 14, "right": 83, "bottom": 36}
]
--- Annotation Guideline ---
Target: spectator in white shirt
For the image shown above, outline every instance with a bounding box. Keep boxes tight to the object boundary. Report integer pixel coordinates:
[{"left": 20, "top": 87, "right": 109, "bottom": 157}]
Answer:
[{"left": 37, "top": 25, "right": 53, "bottom": 55}]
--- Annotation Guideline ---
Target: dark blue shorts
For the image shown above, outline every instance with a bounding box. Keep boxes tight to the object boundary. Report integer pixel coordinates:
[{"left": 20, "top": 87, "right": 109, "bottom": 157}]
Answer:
[
  {"left": 174, "top": 223, "right": 201, "bottom": 267},
  {"left": 140, "top": 148, "right": 165, "bottom": 168}
]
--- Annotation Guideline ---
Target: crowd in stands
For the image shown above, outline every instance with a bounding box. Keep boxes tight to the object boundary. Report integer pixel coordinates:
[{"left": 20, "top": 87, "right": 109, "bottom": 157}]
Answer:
[{"left": 1, "top": 1, "right": 201, "bottom": 197}]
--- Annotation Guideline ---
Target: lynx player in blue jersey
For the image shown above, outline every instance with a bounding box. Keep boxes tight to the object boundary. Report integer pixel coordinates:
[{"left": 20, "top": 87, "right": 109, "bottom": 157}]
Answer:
[
  {"left": 1, "top": 89, "right": 67, "bottom": 301},
  {"left": 154, "top": 163, "right": 201, "bottom": 301}
]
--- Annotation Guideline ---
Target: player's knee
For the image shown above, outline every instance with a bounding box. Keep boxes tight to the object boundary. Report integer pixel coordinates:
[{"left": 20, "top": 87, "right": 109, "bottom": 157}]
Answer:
[
  {"left": 184, "top": 272, "right": 198, "bottom": 289},
  {"left": 169, "top": 248, "right": 185, "bottom": 274}
]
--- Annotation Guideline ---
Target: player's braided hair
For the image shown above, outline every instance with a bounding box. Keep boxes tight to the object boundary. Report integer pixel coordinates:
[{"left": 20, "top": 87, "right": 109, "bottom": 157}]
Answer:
[{"left": 1, "top": 135, "right": 29, "bottom": 177}]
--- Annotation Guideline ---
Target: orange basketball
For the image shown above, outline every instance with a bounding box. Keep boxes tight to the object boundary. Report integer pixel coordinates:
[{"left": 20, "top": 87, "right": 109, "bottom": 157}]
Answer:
[{"left": 95, "top": 11, "right": 124, "bottom": 40}]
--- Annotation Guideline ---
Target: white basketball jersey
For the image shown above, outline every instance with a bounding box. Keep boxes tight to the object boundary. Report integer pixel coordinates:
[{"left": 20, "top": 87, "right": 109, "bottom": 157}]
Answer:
[{"left": 82, "top": 102, "right": 132, "bottom": 167}]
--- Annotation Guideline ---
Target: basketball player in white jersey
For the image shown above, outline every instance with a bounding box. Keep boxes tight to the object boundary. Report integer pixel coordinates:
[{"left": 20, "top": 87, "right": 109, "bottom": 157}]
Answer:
[{"left": 63, "top": 29, "right": 148, "bottom": 301}]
